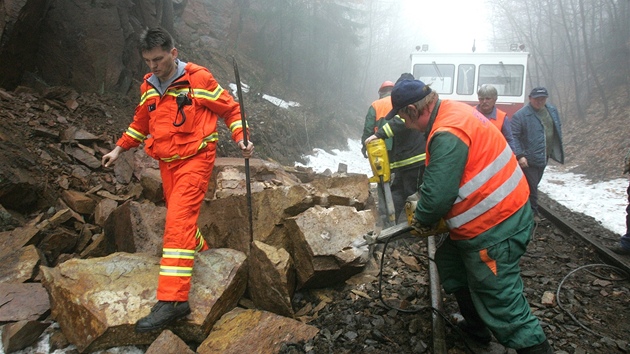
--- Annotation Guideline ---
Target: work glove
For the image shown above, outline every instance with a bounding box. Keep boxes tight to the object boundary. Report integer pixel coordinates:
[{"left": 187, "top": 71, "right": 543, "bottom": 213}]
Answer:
[
  {"left": 361, "top": 145, "right": 368, "bottom": 158},
  {"left": 624, "top": 148, "right": 630, "bottom": 174},
  {"left": 410, "top": 217, "right": 437, "bottom": 237}
]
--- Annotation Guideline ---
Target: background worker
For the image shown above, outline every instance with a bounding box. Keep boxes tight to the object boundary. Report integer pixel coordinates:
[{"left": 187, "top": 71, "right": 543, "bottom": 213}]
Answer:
[
  {"left": 511, "top": 87, "right": 564, "bottom": 217},
  {"left": 475, "top": 84, "right": 516, "bottom": 151},
  {"left": 361, "top": 81, "right": 395, "bottom": 158},
  {"left": 611, "top": 148, "right": 630, "bottom": 255},
  {"left": 101, "top": 27, "right": 254, "bottom": 333},
  {"left": 385, "top": 79, "right": 553, "bottom": 354},
  {"left": 365, "top": 73, "right": 427, "bottom": 222},
  {"left": 361, "top": 80, "right": 395, "bottom": 225}
]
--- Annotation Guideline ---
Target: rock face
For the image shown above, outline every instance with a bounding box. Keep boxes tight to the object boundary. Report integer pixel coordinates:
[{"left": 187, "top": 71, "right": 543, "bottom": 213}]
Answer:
[{"left": 0, "top": 0, "right": 239, "bottom": 93}]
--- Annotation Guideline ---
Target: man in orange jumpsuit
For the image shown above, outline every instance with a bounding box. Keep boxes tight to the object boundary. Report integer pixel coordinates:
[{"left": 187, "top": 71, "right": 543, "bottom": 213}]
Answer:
[{"left": 102, "top": 27, "right": 254, "bottom": 332}]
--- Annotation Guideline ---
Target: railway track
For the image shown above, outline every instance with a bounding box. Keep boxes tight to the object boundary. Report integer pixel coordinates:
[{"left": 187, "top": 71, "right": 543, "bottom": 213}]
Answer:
[{"left": 539, "top": 200, "right": 630, "bottom": 276}]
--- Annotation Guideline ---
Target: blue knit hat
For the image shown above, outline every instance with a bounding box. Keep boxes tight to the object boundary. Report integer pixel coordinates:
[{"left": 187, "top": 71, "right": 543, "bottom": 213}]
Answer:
[{"left": 385, "top": 80, "right": 432, "bottom": 120}]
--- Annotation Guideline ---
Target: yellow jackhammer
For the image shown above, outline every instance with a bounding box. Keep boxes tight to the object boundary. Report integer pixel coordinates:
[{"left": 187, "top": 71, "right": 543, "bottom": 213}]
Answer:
[{"left": 366, "top": 139, "right": 396, "bottom": 227}]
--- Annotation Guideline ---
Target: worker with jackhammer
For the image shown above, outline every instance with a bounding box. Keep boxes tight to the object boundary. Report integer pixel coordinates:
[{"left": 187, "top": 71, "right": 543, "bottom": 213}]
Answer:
[
  {"left": 361, "top": 80, "right": 396, "bottom": 225},
  {"left": 366, "top": 73, "right": 427, "bottom": 223},
  {"left": 378, "top": 79, "right": 553, "bottom": 353}
]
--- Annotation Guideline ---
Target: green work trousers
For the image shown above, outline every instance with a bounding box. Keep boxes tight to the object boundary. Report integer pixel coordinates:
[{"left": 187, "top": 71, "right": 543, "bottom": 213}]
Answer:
[{"left": 435, "top": 222, "right": 547, "bottom": 349}]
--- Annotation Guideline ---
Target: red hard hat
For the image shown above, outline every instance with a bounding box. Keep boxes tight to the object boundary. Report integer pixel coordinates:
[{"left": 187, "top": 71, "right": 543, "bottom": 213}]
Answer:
[{"left": 379, "top": 81, "right": 395, "bottom": 92}]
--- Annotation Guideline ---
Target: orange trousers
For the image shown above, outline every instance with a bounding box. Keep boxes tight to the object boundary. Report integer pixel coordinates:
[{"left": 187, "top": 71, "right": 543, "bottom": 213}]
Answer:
[{"left": 157, "top": 149, "right": 213, "bottom": 301}]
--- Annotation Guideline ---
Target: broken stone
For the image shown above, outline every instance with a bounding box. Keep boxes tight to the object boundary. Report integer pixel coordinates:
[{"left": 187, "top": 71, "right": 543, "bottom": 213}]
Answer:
[
  {"left": 65, "top": 146, "right": 101, "bottom": 169},
  {"left": 145, "top": 330, "right": 195, "bottom": 354},
  {"left": 0, "top": 283, "right": 50, "bottom": 322},
  {"left": 94, "top": 198, "right": 118, "bottom": 226},
  {"left": 248, "top": 240, "right": 296, "bottom": 318},
  {"left": 140, "top": 168, "right": 164, "bottom": 203},
  {"left": 541, "top": 291, "right": 556, "bottom": 307},
  {"left": 104, "top": 200, "right": 165, "bottom": 256},
  {"left": 286, "top": 205, "right": 374, "bottom": 288},
  {"left": 197, "top": 308, "right": 319, "bottom": 354},
  {"left": 40, "top": 249, "right": 247, "bottom": 352},
  {"left": 0, "top": 245, "right": 45, "bottom": 283},
  {"left": 1, "top": 320, "right": 51, "bottom": 353},
  {"left": 61, "top": 189, "right": 97, "bottom": 215}
]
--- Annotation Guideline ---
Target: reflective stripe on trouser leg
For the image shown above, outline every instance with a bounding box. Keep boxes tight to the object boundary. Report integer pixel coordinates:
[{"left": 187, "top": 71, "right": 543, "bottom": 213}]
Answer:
[{"left": 157, "top": 150, "right": 215, "bottom": 301}]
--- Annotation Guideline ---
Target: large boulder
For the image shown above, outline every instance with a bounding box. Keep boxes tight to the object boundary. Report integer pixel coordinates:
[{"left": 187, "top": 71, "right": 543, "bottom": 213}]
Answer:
[{"left": 40, "top": 249, "right": 247, "bottom": 352}]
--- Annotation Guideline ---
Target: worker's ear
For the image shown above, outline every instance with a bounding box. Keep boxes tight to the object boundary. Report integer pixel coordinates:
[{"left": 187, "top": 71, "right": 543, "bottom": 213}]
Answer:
[{"left": 407, "top": 105, "right": 419, "bottom": 120}]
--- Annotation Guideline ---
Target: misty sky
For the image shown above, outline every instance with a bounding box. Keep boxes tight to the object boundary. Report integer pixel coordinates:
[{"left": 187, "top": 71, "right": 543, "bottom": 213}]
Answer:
[{"left": 400, "top": 0, "right": 492, "bottom": 52}]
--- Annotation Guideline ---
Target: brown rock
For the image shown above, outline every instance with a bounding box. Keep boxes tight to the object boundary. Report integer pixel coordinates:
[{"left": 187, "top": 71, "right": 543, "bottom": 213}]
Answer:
[
  {"left": 94, "top": 198, "right": 118, "bottom": 227},
  {"left": 198, "top": 308, "right": 319, "bottom": 354},
  {"left": 286, "top": 205, "right": 374, "bottom": 288},
  {"left": 1, "top": 320, "right": 51, "bottom": 353},
  {"left": 145, "top": 330, "right": 195, "bottom": 354},
  {"left": 248, "top": 241, "right": 295, "bottom": 318},
  {"left": 61, "top": 189, "right": 97, "bottom": 215},
  {"left": 104, "top": 200, "right": 166, "bottom": 256},
  {"left": 0, "top": 283, "right": 50, "bottom": 322},
  {"left": 0, "top": 245, "right": 45, "bottom": 283},
  {"left": 0, "top": 225, "right": 42, "bottom": 259},
  {"left": 140, "top": 168, "right": 164, "bottom": 203},
  {"left": 40, "top": 249, "right": 247, "bottom": 352}
]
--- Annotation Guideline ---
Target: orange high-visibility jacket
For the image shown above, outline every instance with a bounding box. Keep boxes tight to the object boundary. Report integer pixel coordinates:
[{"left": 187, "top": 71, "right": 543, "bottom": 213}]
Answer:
[
  {"left": 116, "top": 62, "right": 245, "bottom": 160},
  {"left": 426, "top": 101, "right": 529, "bottom": 240},
  {"left": 371, "top": 96, "right": 392, "bottom": 132}
]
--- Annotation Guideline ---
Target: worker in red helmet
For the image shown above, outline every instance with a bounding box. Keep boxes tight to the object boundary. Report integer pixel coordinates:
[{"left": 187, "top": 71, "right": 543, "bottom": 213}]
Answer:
[{"left": 361, "top": 81, "right": 395, "bottom": 158}]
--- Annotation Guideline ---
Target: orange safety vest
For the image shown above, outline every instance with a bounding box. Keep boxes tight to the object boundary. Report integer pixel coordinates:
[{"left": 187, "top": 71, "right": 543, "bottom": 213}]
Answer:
[
  {"left": 371, "top": 96, "right": 392, "bottom": 132},
  {"left": 426, "top": 101, "right": 529, "bottom": 240},
  {"left": 488, "top": 108, "right": 508, "bottom": 132}
]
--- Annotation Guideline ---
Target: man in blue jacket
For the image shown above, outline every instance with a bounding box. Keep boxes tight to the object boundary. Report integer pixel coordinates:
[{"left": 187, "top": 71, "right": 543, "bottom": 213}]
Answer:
[{"left": 511, "top": 87, "right": 564, "bottom": 217}]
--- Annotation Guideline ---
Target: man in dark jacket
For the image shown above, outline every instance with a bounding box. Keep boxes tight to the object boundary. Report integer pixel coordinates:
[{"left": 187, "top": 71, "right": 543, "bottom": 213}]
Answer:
[
  {"left": 365, "top": 73, "right": 427, "bottom": 222},
  {"left": 511, "top": 87, "right": 564, "bottom": 216}
]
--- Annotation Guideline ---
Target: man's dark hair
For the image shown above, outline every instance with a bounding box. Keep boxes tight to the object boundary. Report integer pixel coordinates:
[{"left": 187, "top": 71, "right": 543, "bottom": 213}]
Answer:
[{"left": 139, "top": 27, "right": 174, "bottom": 53}]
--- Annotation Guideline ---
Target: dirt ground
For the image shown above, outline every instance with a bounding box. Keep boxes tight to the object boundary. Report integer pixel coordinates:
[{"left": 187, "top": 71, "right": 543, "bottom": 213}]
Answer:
[{"left": 282, "top": 192, "right": 630, "bottom": 354}]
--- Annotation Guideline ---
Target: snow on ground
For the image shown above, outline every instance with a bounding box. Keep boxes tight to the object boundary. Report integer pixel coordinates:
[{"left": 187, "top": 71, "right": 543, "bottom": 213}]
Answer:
[{"left": 297, "top": 139, "right": 628, "bottom": 237}]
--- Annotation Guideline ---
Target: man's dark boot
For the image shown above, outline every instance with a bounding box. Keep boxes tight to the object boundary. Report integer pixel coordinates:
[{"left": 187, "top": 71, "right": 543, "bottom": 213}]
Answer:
[
  {"left": 516, "top": 339, "right": 553, "bottom": 354},
  {"left": 135, "top": 301, "right": 191, "bottom": 333},
  {"left": 453, "top": 289, "right": 492, "bottom": 344}
]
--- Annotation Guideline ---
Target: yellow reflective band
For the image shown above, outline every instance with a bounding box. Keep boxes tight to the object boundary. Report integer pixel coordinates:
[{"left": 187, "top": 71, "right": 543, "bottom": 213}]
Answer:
[
  {"left": 195, "top": 230, "right": 205, "bottom": 252},
  {"left": 203, "top": 132, "right": 219, "bottom": 142},
  {"left": 193, "top": 86, "right": 224, "bottom": 101},
  {"left": 159, "top": 133, "right": 219, "bottom": 162},
  {"left": 162, "top": 248, "right": 195, "bottom": 260},
  {"left": 139, "top": 89, "right": 159, "bottom": 106},
  {"left": 161, "top": 154, "right": 181, "bottom": 162},
  {"left": 166, "top": 88, "right": 190, "bottom": 97},
  {"left": 382, "top": 124, "right": 394, "bottom": 138},
  {"left": 159, "top": 266, "right": 193, "bottom": 277},
  {"left": 390, "top": 153, "right": 426, "bottom": 169},
  {"left": 125, "top": 127, "right": 146, "bottom": 142},
  {"left": 229, "top": 121, "right": 243, "bottom": 132}
]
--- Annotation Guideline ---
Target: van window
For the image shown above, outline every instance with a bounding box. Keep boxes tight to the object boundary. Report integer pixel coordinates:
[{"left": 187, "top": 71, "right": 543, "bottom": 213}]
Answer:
[
  {"left": 413, "top": 63, "right": 455, "bottom": 94},
  {"left": 478, "top": 64, "right": 525, "bottom": 96},
  {"left": 457, "top": 64, "right": 475, "bottom": 95}
]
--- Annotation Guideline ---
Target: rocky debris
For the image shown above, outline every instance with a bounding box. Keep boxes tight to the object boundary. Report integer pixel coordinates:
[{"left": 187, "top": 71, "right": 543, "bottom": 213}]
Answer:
[
  {"left": 0, "top": 283, "right": 50, "bottom": 322},
  {"left": 145, "top": 330, "right": 195, "bottom": 354},
  {"left": 1, "top": 320, "right": 51, "bottom": 353},
  {"left": 197, "top": 308, "right": 319, "bottom": 354},
  {"left": 0, "top": 88, "right": 377, "bottom": 353}
]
